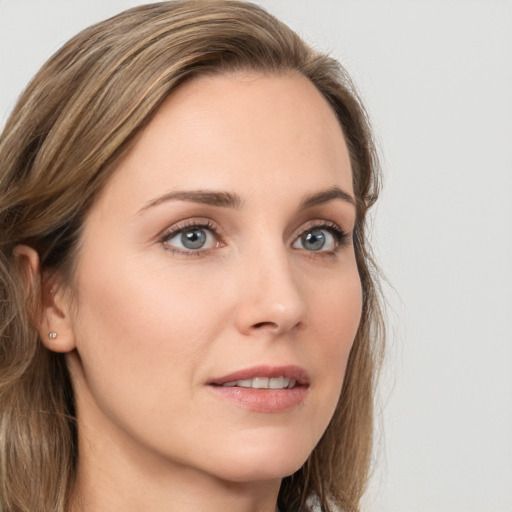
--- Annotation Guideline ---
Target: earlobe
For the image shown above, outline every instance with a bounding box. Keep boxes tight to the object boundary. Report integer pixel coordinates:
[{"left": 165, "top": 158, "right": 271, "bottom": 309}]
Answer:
[{"left": 13, "top": 245, "right": 76, "bottom": 353}]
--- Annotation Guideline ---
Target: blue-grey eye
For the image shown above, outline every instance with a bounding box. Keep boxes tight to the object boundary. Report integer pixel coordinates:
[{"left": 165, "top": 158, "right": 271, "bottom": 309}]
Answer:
[
  {"left": 181, "top": 228, "right": 206, "bottom": 249},
  {"left": 302, "top": 229, "right": 325, "bottom": 251},
  {"left": 293, "top": 227, "right": 337, "bottom": 252},
  {"left": 164, "top": 226, "right": 216, "bottom": 251}
]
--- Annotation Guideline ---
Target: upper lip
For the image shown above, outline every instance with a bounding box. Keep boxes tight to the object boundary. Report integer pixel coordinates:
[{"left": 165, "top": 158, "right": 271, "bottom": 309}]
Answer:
[{"left": 207, "top": 365, "right": 310, "bottom": 387}]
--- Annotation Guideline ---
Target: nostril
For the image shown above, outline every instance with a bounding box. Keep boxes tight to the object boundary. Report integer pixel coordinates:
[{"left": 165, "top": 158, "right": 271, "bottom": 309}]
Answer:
[
  {"left": 251, "top": 320, "right": 304, "bottom": 332},
  {"left": 252, "top": 321, "right": 278, "bottom": 329}
]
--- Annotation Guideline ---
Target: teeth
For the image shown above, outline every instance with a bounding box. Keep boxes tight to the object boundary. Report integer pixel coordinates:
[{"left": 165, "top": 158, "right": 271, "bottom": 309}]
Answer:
[
  {"left": 221, "top": 376, "right": 295, "bottom": 389},
  {"left": 236, "top": 379, "right": 252, "bottom": 388},
  {"left": 253, "top": 377, "right": 269, "bottom": 388},
  {"left": 268, "top": 377, "right": 284, "bottom": 389}
]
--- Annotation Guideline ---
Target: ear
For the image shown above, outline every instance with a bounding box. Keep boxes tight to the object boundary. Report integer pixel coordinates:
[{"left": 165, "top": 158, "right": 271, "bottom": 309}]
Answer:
[{"left": 14, "top": 245, "right": 76, "bottom": 353}]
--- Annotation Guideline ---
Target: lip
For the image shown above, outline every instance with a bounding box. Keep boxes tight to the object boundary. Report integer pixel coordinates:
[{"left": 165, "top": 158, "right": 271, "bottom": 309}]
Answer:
[
  {"left": 207, "top": 365, "right": 310, "bottom": 386},
  {"left": 207, "top": 365, "right": 310, "bottom": 413}
]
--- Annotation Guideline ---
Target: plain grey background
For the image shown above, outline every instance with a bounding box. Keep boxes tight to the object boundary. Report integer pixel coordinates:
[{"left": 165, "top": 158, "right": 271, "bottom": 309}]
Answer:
[{"left": 1, "top": 1, "right": 511, "bottom": 511}]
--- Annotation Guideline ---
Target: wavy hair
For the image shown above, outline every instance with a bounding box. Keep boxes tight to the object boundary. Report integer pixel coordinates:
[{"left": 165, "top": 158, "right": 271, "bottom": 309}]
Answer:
[{"left": 0, "top": 2, "right": 384, "bottom": 511}]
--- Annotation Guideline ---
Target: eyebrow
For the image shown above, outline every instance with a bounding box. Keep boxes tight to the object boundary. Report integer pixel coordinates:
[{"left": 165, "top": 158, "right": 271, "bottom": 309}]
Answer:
[
  {"left": 138, "top": 185, "right": 355, "bottom": 214},
  {"left": 139, "top": 190, "right": 243, "bottom": 213},
  {"left": 299, "top": 186, "right": 356, "bottom": 210}
]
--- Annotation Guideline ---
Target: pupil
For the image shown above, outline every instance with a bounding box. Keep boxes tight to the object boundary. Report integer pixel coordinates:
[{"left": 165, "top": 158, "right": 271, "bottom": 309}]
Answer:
[
  {"left": 303, "top": 229, "right": 325, "bottom": 251},
  {"left": 181, "top": 229, "right": 206, "bottom": 249}
]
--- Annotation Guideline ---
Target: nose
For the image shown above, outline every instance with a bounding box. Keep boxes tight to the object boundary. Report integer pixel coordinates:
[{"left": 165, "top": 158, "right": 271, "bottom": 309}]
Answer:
[{"left": 234, "top": 246, "right": 307, "bottom": 337}]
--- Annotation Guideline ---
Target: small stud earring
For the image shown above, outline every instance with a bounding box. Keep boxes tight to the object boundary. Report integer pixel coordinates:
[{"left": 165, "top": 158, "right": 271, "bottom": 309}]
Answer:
[{"left": 48, "top": 332, "right": 58, "bottom": 340}]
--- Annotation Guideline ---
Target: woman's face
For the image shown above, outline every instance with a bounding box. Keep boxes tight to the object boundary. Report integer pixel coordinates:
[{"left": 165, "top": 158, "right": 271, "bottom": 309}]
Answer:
[{"left": 63, "top": 72, "right": 362, "bottom": 484}]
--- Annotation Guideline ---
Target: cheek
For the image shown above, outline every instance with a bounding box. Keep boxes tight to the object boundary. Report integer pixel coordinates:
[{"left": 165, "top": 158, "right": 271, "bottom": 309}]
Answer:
[
  {"left": 69, "top": 255, "right": 223, "bottom": 407},
  {"left": 312, "top": 264, "right": 362, "bottom": 351},
  {"left": 66, "top": 254, "right": 239, "bottom": 462},
  {"left": 69, "top": 245, "right": 246, "bottom": 402},
  {"left": 74, "top": 251, "right": 225, "bottom": 346},
  {"left": 303, "top": 262, "right": 363, "bottom": 414}
]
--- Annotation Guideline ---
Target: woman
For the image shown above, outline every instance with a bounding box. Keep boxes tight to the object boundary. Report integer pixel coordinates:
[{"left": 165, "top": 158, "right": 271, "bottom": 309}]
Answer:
[{"left": 0, "top": 1, "right": 384, "bottom": 511}]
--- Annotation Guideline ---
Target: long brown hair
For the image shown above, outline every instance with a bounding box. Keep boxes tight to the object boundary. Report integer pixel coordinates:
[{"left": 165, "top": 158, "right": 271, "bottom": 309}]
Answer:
[{"left": 0, "top": 2, "right": 384, "bottom": 511}]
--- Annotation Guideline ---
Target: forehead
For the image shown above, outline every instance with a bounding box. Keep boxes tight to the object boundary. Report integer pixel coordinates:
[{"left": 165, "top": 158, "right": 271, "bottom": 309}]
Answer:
[{"left": 97, "top": 71, "right": 353, "bottom": 211}]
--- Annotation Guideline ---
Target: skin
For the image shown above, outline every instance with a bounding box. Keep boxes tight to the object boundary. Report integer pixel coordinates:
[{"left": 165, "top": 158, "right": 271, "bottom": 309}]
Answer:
[{"left": 34, "top": 72, "right": 362, "bottom": 512}]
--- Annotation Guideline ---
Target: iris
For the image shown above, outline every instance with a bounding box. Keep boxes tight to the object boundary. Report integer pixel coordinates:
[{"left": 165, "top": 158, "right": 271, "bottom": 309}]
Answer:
[
  {"left": 301, "top": 229, "right": 326, "bottom": 251},
  {"left": 181, "top": 228, "right": 207, "bottom": 249}
]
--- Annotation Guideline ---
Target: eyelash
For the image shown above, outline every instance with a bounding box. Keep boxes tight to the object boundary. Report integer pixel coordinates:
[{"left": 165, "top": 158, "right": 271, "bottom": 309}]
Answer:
[
  {"left": 295, "top": 221, "right": 351, "bottom": 254},
  {"left": 160, "top": 219, "right": 221, "bottom": 257},
  {"left": 159, "top": 219, "right": 351, "bottom": 257}
]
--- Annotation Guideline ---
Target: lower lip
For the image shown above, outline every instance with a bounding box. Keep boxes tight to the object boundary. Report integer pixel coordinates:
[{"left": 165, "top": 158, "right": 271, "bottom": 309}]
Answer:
[{"left": 208, "top": 385, "right": 308, "bottom": 413}]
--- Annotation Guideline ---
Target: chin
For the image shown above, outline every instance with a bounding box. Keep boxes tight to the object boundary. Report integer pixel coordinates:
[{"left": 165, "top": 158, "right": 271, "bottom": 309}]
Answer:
[{"left": 207, "top": 434, "right": 313, "bottom": 483}]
